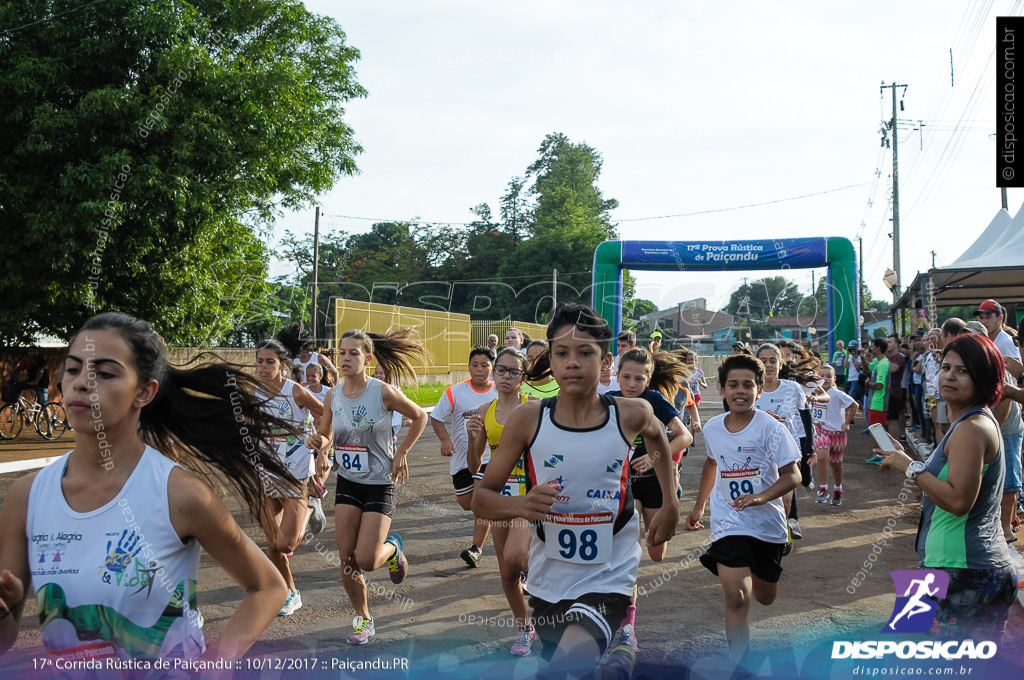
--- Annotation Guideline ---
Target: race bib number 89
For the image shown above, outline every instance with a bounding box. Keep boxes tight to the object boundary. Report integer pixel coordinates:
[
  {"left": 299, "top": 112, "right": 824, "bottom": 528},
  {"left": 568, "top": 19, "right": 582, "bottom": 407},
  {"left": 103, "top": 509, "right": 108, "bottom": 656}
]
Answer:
[
  {"left": 544, "top": 512, "right": 613, "bottom": 564},
  {"left": 719, "top": 467, "right": 763, "bottom": 503}
]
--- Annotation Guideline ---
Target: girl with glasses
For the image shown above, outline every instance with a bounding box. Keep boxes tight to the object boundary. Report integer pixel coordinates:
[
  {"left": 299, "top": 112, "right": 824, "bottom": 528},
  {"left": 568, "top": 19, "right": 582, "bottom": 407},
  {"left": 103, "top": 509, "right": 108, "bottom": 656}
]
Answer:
[{"left": 466, "top": 348, "right": 536, "bottom": 655}]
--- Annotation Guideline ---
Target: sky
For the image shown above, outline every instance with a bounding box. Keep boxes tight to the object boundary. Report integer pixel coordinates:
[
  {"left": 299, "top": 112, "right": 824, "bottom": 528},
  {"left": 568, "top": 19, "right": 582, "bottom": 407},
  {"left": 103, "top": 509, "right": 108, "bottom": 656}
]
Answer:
[{"left": 275, "top": 0, "right": 1017, "bottom": 316}]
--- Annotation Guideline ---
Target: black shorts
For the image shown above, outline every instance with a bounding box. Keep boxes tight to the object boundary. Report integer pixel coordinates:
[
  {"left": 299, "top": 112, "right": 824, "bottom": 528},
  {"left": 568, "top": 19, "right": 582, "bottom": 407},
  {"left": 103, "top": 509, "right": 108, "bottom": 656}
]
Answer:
[
  {"left": 472, "top": 463, "right": 488, "bottom": 482},
  {"left": 887, "top": 395, "right": 906, "bottom": 419},
  {"left": 529, "top": 593, "right": 632, "bottom": 662},
  {"left": 699, "top": 535, "right": 785, "bottom": 583},
  {"left": 630, "top": 474, "right": 662, "bottom": 509},
  {"left": 452, "top": 467, "right": 475, "bottom": 496},
  {"left": 335, "top": 476, "right": 395, "bottom": 517}
]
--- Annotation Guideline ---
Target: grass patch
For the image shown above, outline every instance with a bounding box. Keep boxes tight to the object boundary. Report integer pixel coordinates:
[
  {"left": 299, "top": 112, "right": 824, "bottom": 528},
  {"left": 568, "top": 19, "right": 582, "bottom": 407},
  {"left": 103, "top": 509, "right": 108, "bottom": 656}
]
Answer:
[{"left": 403, "top": 382, "right": 447, "bottom": 406}]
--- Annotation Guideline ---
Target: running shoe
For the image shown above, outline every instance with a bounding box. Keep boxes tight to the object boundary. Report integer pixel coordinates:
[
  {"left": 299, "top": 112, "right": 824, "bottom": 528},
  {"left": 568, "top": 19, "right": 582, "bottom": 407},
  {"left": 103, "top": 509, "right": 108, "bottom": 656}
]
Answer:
[
  {"left": 865, "top": 455, "right": 883, "bottom": 465},
  {"left": 614, "top": 623, "right": 638, "bottom": 652},
  {"left": 385, "top": 533, "right": 407, "bottom": 584},
  {"left": 278, "top": 590, "right": 302, "bottom": 616},
  {"left": 788, "top": 518, "right": 803, "bottom": 540},
  {"left": 461, "top": 544, "right": 482, "bottom": 568},
  {"left": 347, "top": 616, "right": 375, "bottom": 645},
  {"left": 816, "top": 487, "right": 829, "bottom": 504},
  {"left": 861, "top": 428, "right": 870, "bottom": 435},
  {"left": 603, "top": 631, "right": 638, "bottom": 679},
  {"left": 831, "top": 490, "right": 843, "bottom": 506},
  {"left": 307, "top": 495, "right": 326, "bottom": 536},
  {"left": 510, "top": 624, "right": 537, "bottom": 656}
]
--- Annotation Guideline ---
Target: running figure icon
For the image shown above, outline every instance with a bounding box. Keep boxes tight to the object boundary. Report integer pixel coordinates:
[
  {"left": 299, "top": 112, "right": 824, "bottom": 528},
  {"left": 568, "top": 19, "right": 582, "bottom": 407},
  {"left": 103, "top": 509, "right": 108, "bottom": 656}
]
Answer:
[
  {"left": 883, "top": 569, "right": 950, "bottom": 633},
  {"left": 888, "top": 573, "right": 939, "bottom": 630}
]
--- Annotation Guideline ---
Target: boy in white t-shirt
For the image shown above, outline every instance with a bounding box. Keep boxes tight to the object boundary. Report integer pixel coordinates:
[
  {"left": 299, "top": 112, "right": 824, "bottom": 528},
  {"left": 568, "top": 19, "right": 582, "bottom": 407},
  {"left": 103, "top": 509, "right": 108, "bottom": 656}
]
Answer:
[
  {"left": 685, "top": 354, "right": 801, "bottom": 660},
  {"left": 811, "top": 366, "right": 858, "bottom": 506}
]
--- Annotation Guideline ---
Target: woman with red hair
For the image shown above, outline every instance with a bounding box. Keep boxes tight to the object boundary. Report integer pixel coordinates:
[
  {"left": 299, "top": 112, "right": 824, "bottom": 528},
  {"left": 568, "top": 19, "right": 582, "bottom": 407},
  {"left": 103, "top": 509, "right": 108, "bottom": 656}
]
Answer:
[{"left": 879, "top": 334, "right": 1018, "bottom": 638}]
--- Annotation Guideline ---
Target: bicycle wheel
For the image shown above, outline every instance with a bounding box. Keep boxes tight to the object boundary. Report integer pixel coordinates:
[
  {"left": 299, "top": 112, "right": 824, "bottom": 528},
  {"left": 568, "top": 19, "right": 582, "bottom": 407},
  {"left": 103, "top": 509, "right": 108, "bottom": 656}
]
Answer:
[
  {"left": 0, "top": 404, "right": 24, "bottom": 439},
  {"left": 38, "top": 403, "right": 70, "bottom": 441}
]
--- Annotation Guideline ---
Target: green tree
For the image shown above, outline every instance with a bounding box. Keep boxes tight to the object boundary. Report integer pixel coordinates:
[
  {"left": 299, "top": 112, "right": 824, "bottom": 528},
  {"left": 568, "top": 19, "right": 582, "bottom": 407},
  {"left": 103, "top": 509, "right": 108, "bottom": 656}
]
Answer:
[
  {"left": 498, "top": 178, "right": 532, "bottom": 250},
  {"left": 724, "top": 277, "right": 802, "bottom": 320},
  {"left": 499, "top": 133, "right": 620, "bottom": 322},
  {"left": 862, "top": 285, "right": 892, "bottom": 313},
  {"left": 622, "top": 298, "right": 658, "bottom": 331},
  {"left": 0, "top": 0, "right": 365, "bottom": 344},
  {"left": 797, "top": 277, "right": 828, "bottom": 318}
]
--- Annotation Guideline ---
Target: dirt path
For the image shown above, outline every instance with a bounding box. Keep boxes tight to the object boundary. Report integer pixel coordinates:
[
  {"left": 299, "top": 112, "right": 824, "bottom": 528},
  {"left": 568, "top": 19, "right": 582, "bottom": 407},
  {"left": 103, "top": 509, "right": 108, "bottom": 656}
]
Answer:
[{"left": 1, "top": 399, "right": 1022, "bottom": 679}]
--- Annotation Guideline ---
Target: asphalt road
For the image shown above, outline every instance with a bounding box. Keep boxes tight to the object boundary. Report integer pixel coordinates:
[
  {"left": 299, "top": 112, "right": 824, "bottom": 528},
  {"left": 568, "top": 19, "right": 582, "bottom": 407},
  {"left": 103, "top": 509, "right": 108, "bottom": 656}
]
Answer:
[{"left": 2, "top": 398, "right": 1022, "bottom": 680}]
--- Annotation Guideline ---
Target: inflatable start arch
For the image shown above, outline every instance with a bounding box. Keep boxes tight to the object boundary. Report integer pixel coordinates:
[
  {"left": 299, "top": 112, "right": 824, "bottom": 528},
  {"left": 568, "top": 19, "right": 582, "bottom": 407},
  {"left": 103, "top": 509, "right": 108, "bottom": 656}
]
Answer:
[{"left": 591, "top": 238, "right": 859, "bottom": 356}]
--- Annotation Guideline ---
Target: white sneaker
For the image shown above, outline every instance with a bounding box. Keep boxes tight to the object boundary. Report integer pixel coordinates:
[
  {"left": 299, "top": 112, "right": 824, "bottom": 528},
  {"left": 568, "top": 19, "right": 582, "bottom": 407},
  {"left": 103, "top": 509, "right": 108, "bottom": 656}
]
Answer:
[
  {"left": 307, "top": 496, "right": 326, "bottom": 535},
  {"left": 278, "top": 590, "right": 302, "bottom": 616}
]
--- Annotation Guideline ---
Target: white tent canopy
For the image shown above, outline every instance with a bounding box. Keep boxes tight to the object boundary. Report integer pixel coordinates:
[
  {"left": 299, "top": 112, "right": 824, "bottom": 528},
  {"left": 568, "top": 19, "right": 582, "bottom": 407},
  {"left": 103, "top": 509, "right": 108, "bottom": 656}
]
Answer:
[{"left": 897, "top": 201, "right": 1024, "bottom": 309}]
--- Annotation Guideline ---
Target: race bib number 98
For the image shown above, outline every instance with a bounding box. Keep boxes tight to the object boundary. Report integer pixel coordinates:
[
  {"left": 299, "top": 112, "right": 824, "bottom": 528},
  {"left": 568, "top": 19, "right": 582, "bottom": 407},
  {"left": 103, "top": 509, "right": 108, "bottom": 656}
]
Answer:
[{"left": 544, "top": 512, "right": 613, "bottom": 564}]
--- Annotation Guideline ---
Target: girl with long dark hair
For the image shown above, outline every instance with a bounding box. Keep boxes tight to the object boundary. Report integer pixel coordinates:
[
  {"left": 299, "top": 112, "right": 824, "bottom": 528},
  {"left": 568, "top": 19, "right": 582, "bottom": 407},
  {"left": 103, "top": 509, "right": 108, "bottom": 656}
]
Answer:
[
  {"left": 0, "top": 312, "right": 295, "bottom": 663},
  {"left": 254, "top": 338, "right": 327, "bottom": 616}
]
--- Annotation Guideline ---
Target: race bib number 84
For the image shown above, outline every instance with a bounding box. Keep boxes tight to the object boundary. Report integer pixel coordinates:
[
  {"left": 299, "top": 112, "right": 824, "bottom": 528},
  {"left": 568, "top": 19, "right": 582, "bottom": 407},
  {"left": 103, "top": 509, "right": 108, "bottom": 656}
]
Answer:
[{"left": 336, "top": 444, "right": 369, "bottom": 479}]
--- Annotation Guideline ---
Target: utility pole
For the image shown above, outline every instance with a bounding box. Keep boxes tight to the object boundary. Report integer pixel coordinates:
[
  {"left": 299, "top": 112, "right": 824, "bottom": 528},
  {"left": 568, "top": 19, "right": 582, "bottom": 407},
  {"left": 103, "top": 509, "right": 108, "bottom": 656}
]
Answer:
[
  {"left": 552, "top": 269, "right": 557, "bottom": 312},
  {"left": 312, "top": 206, "right": 320, "bottom": 342},
  {"left": 882, "top": 81, "right": 906, "bottom": 335},
  {"left": 858, "top": 237, "right": 865, "bottom": 342}
]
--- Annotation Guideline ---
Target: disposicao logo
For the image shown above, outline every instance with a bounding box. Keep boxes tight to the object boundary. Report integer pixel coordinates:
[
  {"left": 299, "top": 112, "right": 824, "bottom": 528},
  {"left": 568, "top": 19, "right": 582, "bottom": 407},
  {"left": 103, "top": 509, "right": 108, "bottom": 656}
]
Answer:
[
  {"left": 883, "top": 569, "right": 949, "bottom": 633},
  {"left": 831, "top": 569, "right": 997, "bottom": 661}
]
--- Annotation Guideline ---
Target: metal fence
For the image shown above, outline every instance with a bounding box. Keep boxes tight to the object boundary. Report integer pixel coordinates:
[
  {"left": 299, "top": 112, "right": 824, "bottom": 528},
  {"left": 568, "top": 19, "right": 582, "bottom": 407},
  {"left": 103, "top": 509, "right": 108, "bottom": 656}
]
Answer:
[
  {"left": 333, "top": 299, "right": 472, "bottom": 376},
  {"left": 469, "top": 320, "right": 548, "bottom": 347}
]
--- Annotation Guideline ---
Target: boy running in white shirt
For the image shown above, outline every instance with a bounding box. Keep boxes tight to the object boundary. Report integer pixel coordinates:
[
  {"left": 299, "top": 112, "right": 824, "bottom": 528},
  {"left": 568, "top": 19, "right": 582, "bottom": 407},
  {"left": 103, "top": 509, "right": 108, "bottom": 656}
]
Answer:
[
  {"left": 685, "top": 354, "right": 801, "bottom": 660},
  {"left": 813, "top": 366, "right": 859, "bottom": 506}
]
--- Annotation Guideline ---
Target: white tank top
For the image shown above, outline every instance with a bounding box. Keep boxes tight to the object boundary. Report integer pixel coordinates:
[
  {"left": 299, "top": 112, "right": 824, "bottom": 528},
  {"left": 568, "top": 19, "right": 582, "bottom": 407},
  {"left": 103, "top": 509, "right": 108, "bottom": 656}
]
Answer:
[
  {"left": 307, "top": 383, "right": 328, "bottom": 403},
  {"left": 524, "top": 394, "right": 640, "bottom": 601},
  {"left": 261, "top": 378, "right": 313, "bottom": 479},
  {"left": 293, "top": 352, "right": 320, "bottom": 375},
  {"left": 27, "top": 447, "right": 205, "bottom": 662}
]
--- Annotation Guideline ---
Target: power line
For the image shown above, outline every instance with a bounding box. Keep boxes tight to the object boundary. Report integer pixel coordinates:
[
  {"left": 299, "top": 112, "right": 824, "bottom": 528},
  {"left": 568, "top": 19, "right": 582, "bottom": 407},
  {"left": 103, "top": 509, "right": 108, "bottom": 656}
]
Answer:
[
  {"left": 0, "top": 0, "right": 112, "bottom": 36},
  {"left": 615, "top": 183, "right": 867, "bottom": 221},
  {"left": 321, "top": 182, "right": 869, "bottom": 228}
]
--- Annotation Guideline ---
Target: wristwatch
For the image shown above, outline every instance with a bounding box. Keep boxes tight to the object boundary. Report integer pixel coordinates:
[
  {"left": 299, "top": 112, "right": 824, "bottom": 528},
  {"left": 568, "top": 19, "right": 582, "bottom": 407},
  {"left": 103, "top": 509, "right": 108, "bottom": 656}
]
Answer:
[{"left": 906, "top": 461, "right": 927, "bottom": 480}]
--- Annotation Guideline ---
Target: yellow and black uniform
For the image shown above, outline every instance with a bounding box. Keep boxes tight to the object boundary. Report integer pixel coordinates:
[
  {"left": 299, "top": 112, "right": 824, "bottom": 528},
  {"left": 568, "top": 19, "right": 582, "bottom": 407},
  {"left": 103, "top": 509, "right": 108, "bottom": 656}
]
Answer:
[{"left": 473, "top": 395, "right": 529, "bottom": 488}]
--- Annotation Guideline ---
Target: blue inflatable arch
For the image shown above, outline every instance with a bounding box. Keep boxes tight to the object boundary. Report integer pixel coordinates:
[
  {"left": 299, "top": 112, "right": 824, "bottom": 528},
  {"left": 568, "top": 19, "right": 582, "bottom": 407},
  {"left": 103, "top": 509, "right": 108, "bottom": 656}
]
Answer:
[{"left": 591, "top": 238, "right": 859, "bottom": 356}]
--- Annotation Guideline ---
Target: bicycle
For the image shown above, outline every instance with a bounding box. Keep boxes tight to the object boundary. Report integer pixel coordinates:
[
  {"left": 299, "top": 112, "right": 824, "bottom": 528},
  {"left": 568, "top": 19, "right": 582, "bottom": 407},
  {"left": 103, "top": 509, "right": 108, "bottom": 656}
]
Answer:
[{"left": 0, "top": 385, "right": 70, "bottom": 441}]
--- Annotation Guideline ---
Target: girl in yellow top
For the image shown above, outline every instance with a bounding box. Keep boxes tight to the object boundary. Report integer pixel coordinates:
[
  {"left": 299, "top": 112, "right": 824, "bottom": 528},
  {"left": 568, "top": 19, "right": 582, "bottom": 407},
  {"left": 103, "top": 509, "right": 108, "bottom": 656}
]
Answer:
[{"left": 467, "top": 348, "right": 536, "bottom": 656}]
